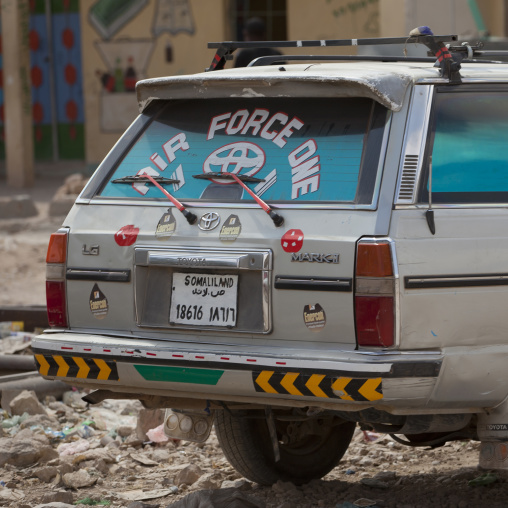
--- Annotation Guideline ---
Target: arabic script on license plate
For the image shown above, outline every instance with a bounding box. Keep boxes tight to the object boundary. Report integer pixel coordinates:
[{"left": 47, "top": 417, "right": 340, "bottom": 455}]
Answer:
[{"left": 170, "top": 273, "right": 238, "bottom": 327}]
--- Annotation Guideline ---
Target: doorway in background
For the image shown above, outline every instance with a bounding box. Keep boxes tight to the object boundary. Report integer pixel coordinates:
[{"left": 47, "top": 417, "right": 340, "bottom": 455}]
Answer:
[{"left": 232, "top": 0, "right": 287, "bottom": 41}]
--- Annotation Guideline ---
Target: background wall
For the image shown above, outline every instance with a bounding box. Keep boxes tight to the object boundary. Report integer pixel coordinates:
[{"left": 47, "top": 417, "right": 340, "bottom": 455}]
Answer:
[
  {"left": 287, "top": 0, "right": 379, "bottom": 49},
  {"left": 379, "top": 0, "right": 503, "bottom": 38},
  {"left": 479, "top": 0, "right": 506, "bottom": 37},
  {"left": 80, "top": 0, "right": 228, "bottom": 164},
  {"left": 2, "top": 0, "right": 508, "bottom": 174}
]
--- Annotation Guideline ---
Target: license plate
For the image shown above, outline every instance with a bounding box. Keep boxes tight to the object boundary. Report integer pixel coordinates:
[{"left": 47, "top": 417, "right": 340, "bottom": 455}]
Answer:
[{"left": 170, "top": 273, "right": 238, "bottom": 327}]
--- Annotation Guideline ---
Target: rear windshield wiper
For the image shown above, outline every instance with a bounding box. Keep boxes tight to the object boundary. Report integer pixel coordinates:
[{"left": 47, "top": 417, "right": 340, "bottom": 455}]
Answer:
[
  {"left": 112, "top": 175, "right": 180, "bottom": 184},
  {"left": 193, "top": 172, "right": 265, "bottom": 183},
  {"left": 112, "top": 174, "right": 197, "bottom": 225},
  {"left": 192, "top": 172, "right": 284, "bottom": 227}
]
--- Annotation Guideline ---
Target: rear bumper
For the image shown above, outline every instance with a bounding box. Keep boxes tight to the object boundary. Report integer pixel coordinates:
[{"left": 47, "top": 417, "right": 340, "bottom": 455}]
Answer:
[{"left": 32, "top": 331, "right": 447, "bottom": 413}]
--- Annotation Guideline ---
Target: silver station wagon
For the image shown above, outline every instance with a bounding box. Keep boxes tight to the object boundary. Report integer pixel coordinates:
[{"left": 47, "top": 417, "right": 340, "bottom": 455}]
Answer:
[{"left": 34, "top": 29, "right": 508, "bottom": 484}]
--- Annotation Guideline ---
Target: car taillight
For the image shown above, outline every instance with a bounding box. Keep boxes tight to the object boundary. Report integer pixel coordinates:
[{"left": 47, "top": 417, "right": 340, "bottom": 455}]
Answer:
[
  {"left": 354, "top": 239, "right": 395, "bottom": 348},
  {"left": 46, "top": 230, "right": 68, "bottom": 328}
]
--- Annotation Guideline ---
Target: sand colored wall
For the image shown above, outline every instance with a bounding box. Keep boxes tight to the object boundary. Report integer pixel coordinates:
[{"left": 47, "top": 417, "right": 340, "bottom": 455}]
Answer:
[
  {"left": 1, "top": 0, "right": 34, "bottom": 186},
  {"left": 81, "top": 0, "right": 507, "bottom": 165},
  {"left": 287, "top": 0, "right": 380, "bottom": 51},
  {"left": 379, "top": 0, "right": 405, "bottom": 36},
  {"left": 477, "top": 0, "right": 505, "bottom": 37},
  {"left": 80, "top": 0, "right": 228, "bottom": 164},
  {"left": 379, "top": 0, "right": 505, "bottom": 38}
]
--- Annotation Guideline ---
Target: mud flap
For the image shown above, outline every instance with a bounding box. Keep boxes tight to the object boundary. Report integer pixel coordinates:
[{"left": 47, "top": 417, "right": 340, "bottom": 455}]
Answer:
[{"left": 265, "top": 407, "right": 281, "bottom": 462}]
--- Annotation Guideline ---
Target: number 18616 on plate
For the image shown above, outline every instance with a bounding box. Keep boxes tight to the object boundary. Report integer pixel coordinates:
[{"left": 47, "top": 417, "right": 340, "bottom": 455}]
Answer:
[{"left": 170, "top": 273, "right": 239, "bottom": 327}]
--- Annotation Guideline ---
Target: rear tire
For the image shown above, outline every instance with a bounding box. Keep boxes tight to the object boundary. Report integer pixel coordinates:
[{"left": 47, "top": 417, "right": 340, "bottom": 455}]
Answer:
[{"left": 214, "top": 410, "right": 355, "bottom": 485}]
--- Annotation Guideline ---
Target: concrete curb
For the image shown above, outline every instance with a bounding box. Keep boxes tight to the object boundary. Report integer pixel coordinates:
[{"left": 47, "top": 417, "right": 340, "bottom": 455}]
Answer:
[{"left": 0, "top": 195, "right": 38, "bottom": 219}]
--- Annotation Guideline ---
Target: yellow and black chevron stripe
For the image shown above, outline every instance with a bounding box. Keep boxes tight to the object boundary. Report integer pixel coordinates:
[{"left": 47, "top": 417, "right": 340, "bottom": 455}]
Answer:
[
  {"left": 35, "top": 354, "right": 119, "bottom": 381},
  {"left": 253, "top": 370, "right": 382, "bottom": 401}
]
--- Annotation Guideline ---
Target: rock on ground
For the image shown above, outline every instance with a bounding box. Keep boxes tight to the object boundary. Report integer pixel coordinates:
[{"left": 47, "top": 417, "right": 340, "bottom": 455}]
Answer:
[
  {"left": 9, "top": 390, "right": 47, "bottom": 416},
  {"left": 168, "top": 487, "right": 266, "bottom": 507}
]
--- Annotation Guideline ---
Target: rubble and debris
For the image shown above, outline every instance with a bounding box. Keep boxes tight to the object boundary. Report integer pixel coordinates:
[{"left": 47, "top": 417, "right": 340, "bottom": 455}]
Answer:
[
  {"left": 9, "top": 389, "right": 47, "bottom": 416},
  {"left": 57, "top": 438, "right": 90, "bottom": 457},
  {"left": 175, "top": 464, "right": 203, "bottom": 486},
  {"left": 353, "top": 499, "right": 379, "bottom": 507},
  {"left": 0, "top": 387, "right": 500, "bottom": 506},
  {"left": 49, "top": 173, "right": 89, "bottom": 217},
  {"left": 468, "top": 472, "right": 498, "bottom": 486},
  {"left": 117, "top": 488, "right": 179, "bottom": 501},
  {"left": 0, "top": 195, "right": 38, "bottom": 219},
  {"left": 136, "top": 409, "right": 165, "bottom": 441},
  {"left": 146, "top": 423, "right": 170, "bottom": 443},
  {"left": 0, "top": 321, "right": 24, "bottom": 338},
  {"left": 62, "top": 468, "right": 98, "bottom": 488},
  {"left": 0, "top": 320, "right": 34, "bottom": 355},
  {"left": 167, "top": 488, "right": 265, "bottom": 508}
]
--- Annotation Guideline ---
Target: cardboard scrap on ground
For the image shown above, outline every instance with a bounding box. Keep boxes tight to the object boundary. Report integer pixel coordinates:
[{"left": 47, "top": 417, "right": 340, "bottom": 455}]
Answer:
[
  {"left": 117, "top": 488, "right": 177, "bottom": 501},
  {"left": 0, "top": 488, "right": 25, "bottom": 501},
  {"left": 130, "top": 452, "right": 159, "bottom": 466}
]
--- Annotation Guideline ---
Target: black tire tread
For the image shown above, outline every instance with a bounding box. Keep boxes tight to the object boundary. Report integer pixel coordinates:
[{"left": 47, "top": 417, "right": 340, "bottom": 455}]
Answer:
[
  {"left": 214, "top": 410, "right": 355, "bottom": 485},
  {"left": 215, "top": 410, "right": 276, "bottom": 485}
]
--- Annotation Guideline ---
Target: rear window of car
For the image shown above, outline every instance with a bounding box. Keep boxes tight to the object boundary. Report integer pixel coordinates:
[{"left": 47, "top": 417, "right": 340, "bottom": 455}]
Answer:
[
  {"left": 99, "top": 97, "right": 387, "bottom": 205},
  {"left": 420, "top": 89, "right": 508, "bottom": 204}
]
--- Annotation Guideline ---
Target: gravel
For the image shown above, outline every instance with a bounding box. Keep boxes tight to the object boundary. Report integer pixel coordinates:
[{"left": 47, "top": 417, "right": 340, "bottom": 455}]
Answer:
[{"left": 0, "top": 392, "right": 503, "bottom": 508}]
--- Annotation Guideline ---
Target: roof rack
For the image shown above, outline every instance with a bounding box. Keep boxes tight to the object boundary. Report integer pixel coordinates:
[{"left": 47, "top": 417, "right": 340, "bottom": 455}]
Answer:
[
  {"left": 208, "top": 34, "right": 502, "bottom": 82},
  {"left": 207, "top": 35, "right": 456, "bottom": 68},
  {"left": 441, "top": 42, "right": 508, "bottom": 59},
  {"left": 249, "top": 52, "right": 505, "bottom": 67},
  {"left": 249, "top": 55, "right": 437, "bottom": 66}
]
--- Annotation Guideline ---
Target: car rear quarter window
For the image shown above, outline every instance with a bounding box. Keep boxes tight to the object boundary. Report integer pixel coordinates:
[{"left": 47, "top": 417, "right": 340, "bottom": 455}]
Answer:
[
  {"left": 420, "top": 89, "right": 508, "bottom": 204},
  {"left": 98, "top": 98, "right": 386, "bottom": 205}
]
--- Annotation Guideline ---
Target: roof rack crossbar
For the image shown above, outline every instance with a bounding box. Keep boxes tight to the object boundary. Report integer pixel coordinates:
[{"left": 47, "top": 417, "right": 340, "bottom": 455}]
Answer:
[
  {"left": 250, "top": 54, "right": 503, "bottom": 67},
  {"left": 438, "top": 48, "right": 508, "bottom": 58},
  {"left": 206, "top": 34, "right": 458, "bottom": 71},
  {"left": 249, "top": 55, "right": 437, "bottom": 66}
]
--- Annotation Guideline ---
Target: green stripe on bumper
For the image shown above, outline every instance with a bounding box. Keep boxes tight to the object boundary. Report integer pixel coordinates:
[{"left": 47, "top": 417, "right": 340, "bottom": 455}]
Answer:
[{"left": 135, "top": 365, "right": 224, "bottom": 385}]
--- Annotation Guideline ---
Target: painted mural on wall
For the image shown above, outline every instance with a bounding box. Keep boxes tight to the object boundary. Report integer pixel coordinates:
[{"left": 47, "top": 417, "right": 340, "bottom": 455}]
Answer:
[
  {"left": 326, "top": 0, "right": 379, "bottom": 35},
  {"left": 89, "top": 0, "right": 149, "bottom": 39},
  {"left": 94, "top": 38, "right": 154, "bottom": 131},
  {"left": 0, "top": 0, "right": 85, "bottom": 161},
  {"left": 91, "top": 0, "right": 194, "bottom": 132},
  {"left": 153, "top": 0, "right": 195, "bottom": 36}
]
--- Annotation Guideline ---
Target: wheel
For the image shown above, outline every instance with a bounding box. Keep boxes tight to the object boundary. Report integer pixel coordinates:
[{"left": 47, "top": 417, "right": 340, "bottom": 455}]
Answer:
[{"left": 214, "top": 409, "right": 355, "bottom": 485}]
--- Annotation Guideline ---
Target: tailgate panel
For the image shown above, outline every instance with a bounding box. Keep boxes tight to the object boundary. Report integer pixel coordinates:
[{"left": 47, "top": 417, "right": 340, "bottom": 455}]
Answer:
[{"left": 134, "top": 247, "right": 271, "bottom": 333}]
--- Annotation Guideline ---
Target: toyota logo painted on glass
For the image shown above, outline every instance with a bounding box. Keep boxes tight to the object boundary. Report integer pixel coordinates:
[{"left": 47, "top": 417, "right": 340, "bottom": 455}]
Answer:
[
  {"left": 198, "top": 212, "right": 221, "bottom": 231},
  {"left": 203, "top": 142, "right": 265, "bottom": 184}
]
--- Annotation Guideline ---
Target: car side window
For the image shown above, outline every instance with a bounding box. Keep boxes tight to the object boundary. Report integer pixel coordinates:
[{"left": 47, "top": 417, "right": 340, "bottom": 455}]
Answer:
[{"left": 420, "top": 89, "right": 508, "bottom": 204}]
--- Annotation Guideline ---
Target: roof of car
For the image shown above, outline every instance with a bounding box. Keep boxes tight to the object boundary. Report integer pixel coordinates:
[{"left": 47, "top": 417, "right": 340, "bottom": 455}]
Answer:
[{"left": 136, "top": 60, "right": 508, "bottom": 114}]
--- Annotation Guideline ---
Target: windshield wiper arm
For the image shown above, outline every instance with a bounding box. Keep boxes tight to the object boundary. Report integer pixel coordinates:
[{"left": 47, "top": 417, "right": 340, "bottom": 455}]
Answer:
[
  {"left": 112, "top": 175, "right": 180, "bottom": 184},
  {"left": 193, "top": 172, "right": 265, "bottom": 183},
  {"left": 113, "top": 174, "right": 197, "bottom": 225},
  {"left": 193, "top": 172, "right": 284, "bottom": 227}
]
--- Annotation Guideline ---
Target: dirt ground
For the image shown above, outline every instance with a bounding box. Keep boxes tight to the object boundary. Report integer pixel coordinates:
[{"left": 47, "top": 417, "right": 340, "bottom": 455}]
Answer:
[
  {"left": 0, "top": 178, "right": 64, "bottom": 307},
  {"left": 0, "top": 179, "right": 506, "bottom": 508},
  {"left": 0, "top": 211, "right": 61, "bottom": 307}
]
